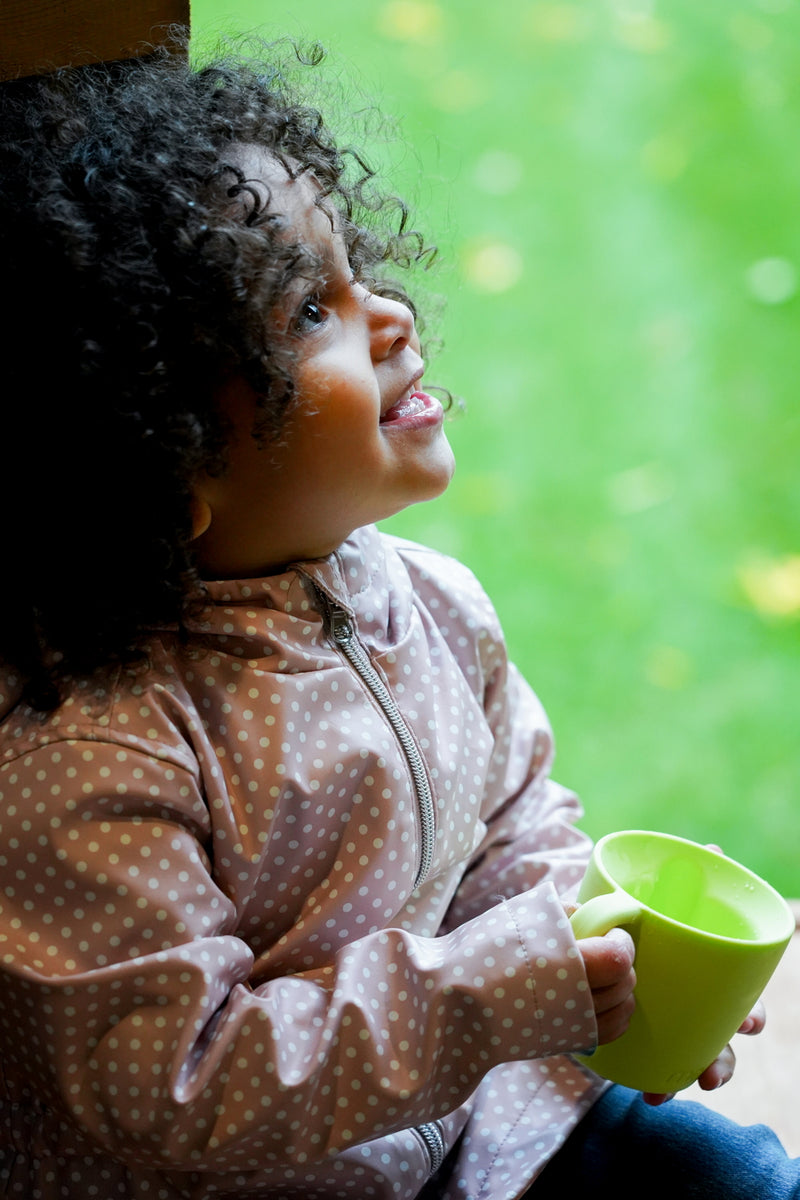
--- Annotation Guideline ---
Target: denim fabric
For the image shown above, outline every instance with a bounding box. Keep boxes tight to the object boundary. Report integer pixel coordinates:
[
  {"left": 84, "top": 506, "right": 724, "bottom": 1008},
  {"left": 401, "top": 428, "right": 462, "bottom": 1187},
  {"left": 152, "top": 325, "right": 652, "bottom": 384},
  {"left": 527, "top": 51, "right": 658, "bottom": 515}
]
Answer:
[{"left": 531, "top": 1084, "right": 800, "bottom": 1199}]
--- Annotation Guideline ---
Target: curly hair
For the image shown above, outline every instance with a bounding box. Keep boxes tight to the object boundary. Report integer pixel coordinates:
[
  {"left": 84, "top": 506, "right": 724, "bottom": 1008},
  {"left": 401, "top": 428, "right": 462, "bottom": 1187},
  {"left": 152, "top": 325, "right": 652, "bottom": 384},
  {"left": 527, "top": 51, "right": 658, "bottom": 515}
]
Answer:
[{"left": 0, "top": 39, "right": 436, "bottom": 711}]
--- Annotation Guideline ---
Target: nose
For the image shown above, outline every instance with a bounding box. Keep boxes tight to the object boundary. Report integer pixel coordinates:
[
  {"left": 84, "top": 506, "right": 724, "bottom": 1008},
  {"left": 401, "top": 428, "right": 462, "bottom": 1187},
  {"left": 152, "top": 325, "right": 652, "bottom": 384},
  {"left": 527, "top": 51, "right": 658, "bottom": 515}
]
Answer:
[{"left": 368, "top": 290, "right": 416, "bottom": 361}]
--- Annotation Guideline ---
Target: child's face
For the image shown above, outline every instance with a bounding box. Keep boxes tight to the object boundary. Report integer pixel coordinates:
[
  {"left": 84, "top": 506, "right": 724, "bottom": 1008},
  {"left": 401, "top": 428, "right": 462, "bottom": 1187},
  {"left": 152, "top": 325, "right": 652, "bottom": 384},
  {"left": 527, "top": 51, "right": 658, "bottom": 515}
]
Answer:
[{"left": 194, "top": 148, "right": 455, "bottom": 579}]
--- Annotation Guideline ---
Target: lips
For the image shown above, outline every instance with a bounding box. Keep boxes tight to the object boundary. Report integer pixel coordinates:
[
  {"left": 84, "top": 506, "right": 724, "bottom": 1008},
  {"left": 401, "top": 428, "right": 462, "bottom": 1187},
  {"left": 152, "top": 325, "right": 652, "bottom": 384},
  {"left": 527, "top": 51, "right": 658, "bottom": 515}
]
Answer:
[{"left": 380, "top": 391, "right": 432, "bottom": 423}]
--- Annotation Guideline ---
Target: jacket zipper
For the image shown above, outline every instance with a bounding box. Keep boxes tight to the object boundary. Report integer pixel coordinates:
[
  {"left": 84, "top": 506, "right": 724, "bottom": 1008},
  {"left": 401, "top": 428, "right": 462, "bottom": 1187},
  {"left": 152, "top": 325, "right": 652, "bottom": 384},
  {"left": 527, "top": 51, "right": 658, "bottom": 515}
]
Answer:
[
  {"left": 416, "top": 1119, "right": 447, "bottom": 1175},
  {"left": 317, "top": 594, "right": 444, "bottom": 1177},
  {"left": 324, "top": 600, "right": 436, "bottom": 890}
]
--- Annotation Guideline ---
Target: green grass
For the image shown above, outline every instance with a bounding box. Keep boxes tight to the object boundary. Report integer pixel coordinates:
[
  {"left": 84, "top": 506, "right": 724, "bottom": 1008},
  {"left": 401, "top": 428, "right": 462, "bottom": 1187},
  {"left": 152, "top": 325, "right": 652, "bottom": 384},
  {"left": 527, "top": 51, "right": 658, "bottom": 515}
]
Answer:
[{"left": 190, "top": 0, "right": 800, "bottom": 896}]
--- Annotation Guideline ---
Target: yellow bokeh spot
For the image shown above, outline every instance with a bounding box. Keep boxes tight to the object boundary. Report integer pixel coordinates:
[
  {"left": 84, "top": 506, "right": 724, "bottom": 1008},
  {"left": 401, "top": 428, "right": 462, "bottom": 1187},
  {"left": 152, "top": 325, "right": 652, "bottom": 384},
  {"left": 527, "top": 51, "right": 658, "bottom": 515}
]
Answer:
[
  {"left": 377, "top": 1, "right": 444, "bottom": 43},
  {"left": 738, "top": 553, "right": 800, "bottom": 618},
  {"left": 459, "top": 472, "right": 513, "bottom": 517},
  {"left": 525, "top": 3, "right": 591, "bottom": 43},
  {"left": 645, "top": 645, "right": 693, "bottom": 691},
  {"left": 462, "top": 239, "right": 524, "bottom": 293},
  {"left": 429, "top": 69, "right": 486, "bottom": 113},
  {"left": 640, "top": 135, "right": 689, "bottom": 183}
]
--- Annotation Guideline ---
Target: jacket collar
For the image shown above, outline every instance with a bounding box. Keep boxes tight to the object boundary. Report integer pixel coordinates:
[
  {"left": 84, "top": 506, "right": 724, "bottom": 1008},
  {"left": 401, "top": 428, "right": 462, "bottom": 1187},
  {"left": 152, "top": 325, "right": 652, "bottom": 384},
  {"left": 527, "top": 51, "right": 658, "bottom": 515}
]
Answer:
[{"left": 199, "top": 525, "right": 388, "bottom": 628}]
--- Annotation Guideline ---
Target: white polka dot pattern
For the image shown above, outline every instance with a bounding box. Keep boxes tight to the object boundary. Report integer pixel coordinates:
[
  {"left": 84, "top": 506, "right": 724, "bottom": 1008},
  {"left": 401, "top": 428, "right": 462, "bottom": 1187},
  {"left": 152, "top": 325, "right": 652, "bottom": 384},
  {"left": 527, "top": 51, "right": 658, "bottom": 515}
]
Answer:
[{"left": 0, "top": 527, "right": 603, "bottom": 1199}]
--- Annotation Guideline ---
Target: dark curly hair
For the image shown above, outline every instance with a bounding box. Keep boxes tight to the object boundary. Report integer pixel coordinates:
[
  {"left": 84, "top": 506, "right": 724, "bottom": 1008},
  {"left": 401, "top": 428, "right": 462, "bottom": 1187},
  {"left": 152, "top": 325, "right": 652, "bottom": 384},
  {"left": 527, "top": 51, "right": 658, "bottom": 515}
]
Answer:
[{"left": 0, "top": 39, "right": 436, "bottom": 712}]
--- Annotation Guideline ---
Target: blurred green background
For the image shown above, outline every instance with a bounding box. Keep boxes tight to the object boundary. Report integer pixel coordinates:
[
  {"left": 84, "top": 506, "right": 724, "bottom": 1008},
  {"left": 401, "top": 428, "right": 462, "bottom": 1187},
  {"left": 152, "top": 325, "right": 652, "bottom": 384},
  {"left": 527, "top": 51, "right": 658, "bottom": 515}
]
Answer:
[{"left": 191, "top": 0, "right": 800, "bottom": 896}]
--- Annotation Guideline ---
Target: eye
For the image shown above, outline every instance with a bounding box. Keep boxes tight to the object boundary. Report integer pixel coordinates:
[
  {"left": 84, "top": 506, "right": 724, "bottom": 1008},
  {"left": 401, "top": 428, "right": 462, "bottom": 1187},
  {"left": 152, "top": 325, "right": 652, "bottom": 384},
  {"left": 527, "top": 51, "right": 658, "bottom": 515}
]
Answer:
[{"left": 294, "top": 295, "right": 327, "bottom": 333}]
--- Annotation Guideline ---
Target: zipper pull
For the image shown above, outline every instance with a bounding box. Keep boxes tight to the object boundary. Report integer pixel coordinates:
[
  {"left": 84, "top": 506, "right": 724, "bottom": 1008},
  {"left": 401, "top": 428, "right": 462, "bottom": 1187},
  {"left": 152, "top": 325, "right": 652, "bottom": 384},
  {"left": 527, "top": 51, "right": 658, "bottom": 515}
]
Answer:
[
  {"left": 316, "top": 592, "right": 352, "bottom": 644},
  {"left": 329, "top": 607, "right": 352, "bottom": 644}
]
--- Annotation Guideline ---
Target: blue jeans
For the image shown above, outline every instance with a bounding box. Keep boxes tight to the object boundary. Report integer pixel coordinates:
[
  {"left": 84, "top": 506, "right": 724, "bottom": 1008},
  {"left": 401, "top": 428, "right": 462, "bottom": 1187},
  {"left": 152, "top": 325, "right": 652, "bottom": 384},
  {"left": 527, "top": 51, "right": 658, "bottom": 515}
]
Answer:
[{"left": 530, "top": 1084, "right": 800, "bottom": 1198}]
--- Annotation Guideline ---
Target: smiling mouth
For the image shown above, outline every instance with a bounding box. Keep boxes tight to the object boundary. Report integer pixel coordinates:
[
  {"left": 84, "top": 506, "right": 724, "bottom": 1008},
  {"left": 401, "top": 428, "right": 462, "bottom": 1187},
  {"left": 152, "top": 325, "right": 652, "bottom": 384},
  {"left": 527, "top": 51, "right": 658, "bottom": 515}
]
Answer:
[{"left": 381, "top": 391, "right": 439, "bottom": 424}]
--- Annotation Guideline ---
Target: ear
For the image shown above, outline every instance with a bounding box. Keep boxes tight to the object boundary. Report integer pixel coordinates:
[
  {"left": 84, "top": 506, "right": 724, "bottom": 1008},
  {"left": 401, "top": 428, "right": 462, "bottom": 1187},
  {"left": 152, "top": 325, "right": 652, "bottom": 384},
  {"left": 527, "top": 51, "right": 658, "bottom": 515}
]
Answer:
[{"left": 189, "top": 493, "right": 212, "bottom": 540}]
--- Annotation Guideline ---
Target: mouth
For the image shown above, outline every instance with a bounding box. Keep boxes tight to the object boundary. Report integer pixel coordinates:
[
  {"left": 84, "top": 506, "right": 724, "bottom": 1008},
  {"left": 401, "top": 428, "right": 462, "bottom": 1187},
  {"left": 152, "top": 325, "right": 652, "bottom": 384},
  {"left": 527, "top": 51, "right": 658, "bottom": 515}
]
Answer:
[
  {"left": 380, "top": 390, "right": 436, "bottom": 424},
  {"left": 380, "top": 369, "right": 443, "bottom": 427}
]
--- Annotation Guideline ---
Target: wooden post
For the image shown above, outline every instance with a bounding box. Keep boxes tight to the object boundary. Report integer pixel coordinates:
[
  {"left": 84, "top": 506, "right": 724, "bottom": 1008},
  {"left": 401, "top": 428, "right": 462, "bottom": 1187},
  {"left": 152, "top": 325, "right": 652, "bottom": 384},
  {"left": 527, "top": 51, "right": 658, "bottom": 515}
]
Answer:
[{"left": 0, "top": 0, "right": 190, "bottom": 82}]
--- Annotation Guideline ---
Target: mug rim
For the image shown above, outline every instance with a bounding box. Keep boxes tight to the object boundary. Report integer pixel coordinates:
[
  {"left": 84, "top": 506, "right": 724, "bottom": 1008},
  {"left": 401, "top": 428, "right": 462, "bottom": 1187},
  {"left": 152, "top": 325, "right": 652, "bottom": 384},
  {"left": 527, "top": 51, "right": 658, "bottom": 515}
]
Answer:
[{"left": 592, "top": 828, "right": 796, "bottom": 945}]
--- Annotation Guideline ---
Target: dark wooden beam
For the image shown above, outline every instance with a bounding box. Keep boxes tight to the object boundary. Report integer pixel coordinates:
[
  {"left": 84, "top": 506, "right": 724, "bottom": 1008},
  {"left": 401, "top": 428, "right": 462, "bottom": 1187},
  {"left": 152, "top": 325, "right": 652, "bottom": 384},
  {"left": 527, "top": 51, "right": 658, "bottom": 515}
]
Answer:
[{"left": 0, "top": 0, "right": 190, "bottom": 81}]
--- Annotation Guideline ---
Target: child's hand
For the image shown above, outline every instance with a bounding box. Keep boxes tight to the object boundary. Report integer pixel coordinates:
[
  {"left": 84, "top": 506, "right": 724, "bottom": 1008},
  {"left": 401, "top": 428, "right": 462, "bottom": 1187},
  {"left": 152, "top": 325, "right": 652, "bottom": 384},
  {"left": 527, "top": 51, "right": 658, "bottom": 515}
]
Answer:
[{"left": 578, "top": 927, "right": 637, "bottom": 1046}]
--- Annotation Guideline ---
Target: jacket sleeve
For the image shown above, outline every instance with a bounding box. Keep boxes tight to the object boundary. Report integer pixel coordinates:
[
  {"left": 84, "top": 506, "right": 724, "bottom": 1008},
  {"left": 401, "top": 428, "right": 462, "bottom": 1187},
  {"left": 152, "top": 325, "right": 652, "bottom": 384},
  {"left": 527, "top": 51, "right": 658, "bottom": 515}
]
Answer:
[{"left": 0, "top": 735, "right": 595, "bottom": 1174}]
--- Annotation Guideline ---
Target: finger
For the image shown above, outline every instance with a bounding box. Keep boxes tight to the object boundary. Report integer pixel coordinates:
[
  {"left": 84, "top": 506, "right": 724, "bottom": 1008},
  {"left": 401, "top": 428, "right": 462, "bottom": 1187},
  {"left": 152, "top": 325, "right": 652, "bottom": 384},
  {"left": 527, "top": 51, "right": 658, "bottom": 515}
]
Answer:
[
  {"left": 580, "top": 928, "right": 636, "bottom": 989},
  {"left": 591, "top": 974, "right": 638, "bottom": 1016},
  {"left": 642, "top": 1091, "right": 676, "bottom": 1107},
  {"left": 595, "top": 991, "right": 636, "bottom": 1045},
  {"left": 737, "top": 1000, "right": 766, "bottom": 1036},
  {"left": 697, "top": 1043, "right": 736, "bottom": 1091}
]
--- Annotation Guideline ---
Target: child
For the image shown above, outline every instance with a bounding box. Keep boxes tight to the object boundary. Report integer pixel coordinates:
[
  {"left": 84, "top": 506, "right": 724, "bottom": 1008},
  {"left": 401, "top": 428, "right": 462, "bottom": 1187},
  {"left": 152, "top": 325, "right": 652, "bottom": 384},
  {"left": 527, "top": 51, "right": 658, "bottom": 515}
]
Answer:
[{"left": 0, "top": 41, "right": 796, "bottom": 1200}]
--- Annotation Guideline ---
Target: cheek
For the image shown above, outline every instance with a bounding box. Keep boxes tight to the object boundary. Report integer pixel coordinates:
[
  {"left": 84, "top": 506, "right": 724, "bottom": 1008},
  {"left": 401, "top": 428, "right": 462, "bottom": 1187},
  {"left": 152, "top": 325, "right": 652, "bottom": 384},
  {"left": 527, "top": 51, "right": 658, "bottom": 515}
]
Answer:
[
  {"left": 298, "top": 352, "right": 377, "bottom": 410},
  {"left": 299, "top": 393, "right": 379, "bottom": 455}
]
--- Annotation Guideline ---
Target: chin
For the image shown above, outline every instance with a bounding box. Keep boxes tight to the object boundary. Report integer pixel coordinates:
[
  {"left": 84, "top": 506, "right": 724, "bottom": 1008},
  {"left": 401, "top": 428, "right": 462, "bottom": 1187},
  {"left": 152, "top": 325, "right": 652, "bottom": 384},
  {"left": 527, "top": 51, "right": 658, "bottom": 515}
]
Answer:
[
  {"left": 426, "top": 443, "right": 457, "bottom": 496},
  {"left": 393, "top": 465, "right": 457, "bottom": 520}
]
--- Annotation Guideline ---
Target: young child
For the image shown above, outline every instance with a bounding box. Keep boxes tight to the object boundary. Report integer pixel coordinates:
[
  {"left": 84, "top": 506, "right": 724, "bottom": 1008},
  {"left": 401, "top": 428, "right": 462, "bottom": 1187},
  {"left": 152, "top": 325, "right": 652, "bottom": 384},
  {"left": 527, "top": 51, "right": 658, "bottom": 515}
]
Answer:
[{"left": 0, "top": 42, "right": 796, "bottom": 1200}]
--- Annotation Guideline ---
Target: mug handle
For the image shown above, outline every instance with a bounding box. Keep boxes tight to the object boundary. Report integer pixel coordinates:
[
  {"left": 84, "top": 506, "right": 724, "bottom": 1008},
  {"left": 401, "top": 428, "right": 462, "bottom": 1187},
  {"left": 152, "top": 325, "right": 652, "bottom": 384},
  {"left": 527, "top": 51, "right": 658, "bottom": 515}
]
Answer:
[{"left": 569, "top": 891, "right": 642, "bottom": 940}]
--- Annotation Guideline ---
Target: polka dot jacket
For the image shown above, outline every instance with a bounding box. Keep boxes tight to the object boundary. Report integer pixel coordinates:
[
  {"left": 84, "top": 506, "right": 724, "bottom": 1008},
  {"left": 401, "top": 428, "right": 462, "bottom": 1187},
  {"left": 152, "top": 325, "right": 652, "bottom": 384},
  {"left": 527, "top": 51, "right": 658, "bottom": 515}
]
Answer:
[{"left": 0, "top": 527, "right": 606, "bottom": 1200}]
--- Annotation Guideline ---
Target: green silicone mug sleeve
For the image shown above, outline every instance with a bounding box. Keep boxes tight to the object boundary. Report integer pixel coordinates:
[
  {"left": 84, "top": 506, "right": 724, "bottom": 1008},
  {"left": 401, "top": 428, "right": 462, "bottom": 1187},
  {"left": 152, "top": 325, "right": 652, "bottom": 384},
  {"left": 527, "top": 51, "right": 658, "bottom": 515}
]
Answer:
[{"left": 569, "top": 891, "right": 642, "bottom": 940}]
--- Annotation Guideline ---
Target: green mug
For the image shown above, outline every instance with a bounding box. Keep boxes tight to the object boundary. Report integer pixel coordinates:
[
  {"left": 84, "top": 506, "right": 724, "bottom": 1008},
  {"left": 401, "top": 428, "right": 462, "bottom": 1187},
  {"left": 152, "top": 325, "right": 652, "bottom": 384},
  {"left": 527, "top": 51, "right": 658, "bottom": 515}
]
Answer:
[{"left": 569, "top": 830, "right": 795, "bottom": 1094}]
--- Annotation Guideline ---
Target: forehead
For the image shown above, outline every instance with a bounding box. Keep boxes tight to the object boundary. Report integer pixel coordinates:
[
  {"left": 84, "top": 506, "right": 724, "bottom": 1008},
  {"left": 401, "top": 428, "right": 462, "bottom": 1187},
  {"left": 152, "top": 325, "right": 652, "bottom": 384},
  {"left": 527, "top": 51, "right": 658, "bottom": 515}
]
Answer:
[{"left": 227, "top": 144, "right": 337, "bottom": 251}]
